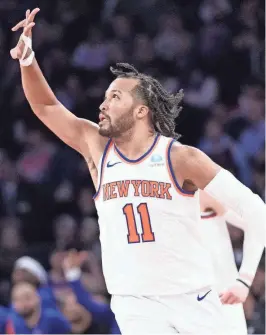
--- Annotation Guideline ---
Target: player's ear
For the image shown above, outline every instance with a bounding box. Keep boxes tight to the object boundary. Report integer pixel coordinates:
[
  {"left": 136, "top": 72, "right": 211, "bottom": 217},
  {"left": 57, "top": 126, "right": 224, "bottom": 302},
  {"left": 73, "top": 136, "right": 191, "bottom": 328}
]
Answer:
[{"left": 136, "top": 105, "right": 149, "bottom": 119}]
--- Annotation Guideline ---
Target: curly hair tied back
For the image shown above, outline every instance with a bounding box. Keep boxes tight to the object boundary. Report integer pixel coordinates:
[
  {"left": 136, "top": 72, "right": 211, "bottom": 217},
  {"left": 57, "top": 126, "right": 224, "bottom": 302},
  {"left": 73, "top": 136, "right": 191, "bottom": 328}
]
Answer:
[{"left": 110, "top": 63, "right": 184, "bottom": 139}]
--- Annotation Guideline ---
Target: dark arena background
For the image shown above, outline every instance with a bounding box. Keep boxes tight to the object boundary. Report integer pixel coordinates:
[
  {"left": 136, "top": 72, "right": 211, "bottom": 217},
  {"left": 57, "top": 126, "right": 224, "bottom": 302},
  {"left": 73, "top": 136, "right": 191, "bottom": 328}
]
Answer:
[{"left": 0, "top": 0, "right": 265, "bottom": 334}]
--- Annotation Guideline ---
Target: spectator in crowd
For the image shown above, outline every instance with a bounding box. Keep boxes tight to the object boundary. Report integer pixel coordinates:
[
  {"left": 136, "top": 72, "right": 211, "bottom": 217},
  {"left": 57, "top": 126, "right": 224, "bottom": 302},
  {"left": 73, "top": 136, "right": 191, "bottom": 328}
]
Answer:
[
  {"left": 12, "top": 256, "right": 57, "bottom": 310},
  {"left": 62, "top": 250, "right": 119, "bottom": 333},
  {"left": 0, "top": 217, "right": 25, "bottom": 281},
  {"left": 16, "top": 128, "right": 57, "bottom": 184},
  {"left": 6, "top": 281, "right": 71, "bottom": 334},
  {"left": 53, "top": 214, "right": 78, "bottom": 250}
]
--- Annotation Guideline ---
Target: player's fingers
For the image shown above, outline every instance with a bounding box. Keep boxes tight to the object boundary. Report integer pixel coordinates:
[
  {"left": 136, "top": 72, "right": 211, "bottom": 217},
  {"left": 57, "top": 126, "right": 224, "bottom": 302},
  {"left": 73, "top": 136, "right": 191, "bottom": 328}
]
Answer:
[
  {"left": 11, "top": 19, "right": 27, "bottom": 31},
  {"left": 226, "top": 295, "right": 238, "bottom": 305},
  {"left": 24, "top": 22, "right": 35, "bottom": 35},
  {"left": 10, "top": 8, "right": 37, "bottom": 32},
  {"left": 27, "top": 8, "right": 40, "bottom": 23},
  {"left": 26, "top": 9, "right": 30, "bottom": 21},
  {"left": 220, "top": 291, "right": 232, "bottom": 304}
]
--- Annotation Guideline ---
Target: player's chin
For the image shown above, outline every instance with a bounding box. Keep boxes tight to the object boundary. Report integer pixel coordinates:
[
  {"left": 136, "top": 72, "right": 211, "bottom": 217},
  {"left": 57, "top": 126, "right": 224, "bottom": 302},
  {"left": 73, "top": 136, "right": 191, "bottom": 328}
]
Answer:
[{"left": 98, "top": 125, "right": 112, "bottom": 138}]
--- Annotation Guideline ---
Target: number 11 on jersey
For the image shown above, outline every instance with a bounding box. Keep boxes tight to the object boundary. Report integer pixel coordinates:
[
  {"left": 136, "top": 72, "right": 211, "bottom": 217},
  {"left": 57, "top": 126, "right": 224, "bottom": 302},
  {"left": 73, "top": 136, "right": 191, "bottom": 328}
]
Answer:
[{"left": 123, "top": 203, "right": 155, "bottom": 243}]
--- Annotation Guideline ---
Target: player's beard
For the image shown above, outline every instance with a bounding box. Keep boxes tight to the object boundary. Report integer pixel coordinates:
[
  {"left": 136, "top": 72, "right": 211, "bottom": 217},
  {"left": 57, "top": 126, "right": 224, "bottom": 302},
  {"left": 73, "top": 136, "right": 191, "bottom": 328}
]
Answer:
[{"left": 99, "top": 109, "right": 135, "bottom": 138}]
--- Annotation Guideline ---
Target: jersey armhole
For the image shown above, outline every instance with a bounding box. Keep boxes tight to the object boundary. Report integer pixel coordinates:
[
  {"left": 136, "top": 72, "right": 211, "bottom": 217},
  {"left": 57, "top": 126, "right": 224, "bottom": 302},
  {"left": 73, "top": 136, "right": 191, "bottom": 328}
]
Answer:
[
  {"left": 166, "top": 139, "right": 195, "bottom": 197},
  {"left": 93, "top": 139, "right": 113, "bottom": 200}
]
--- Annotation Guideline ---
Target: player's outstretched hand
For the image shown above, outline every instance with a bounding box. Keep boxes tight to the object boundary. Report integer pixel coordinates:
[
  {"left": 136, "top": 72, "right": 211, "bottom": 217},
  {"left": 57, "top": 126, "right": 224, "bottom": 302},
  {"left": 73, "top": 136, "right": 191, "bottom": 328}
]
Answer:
[
  {"left": 219, "top": 280, "right": 249, "bottom": 304},
  {"left": 63, "top": 249, "right": 88, "bottom": 271},
  {"left": 10, "top": 8, "right": 40, "bottom": 60}
]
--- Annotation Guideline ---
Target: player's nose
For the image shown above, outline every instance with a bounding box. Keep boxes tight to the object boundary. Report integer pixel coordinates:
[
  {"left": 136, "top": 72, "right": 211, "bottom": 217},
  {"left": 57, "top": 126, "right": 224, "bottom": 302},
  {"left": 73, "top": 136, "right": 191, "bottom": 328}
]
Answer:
[{"left": 99, "top": 100, "right": 108, "bottom": 112}]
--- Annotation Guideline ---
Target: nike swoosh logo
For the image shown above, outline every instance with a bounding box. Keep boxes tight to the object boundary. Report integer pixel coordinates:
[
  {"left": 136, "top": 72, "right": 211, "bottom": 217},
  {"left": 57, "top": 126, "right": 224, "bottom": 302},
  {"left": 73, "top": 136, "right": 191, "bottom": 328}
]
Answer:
[
  {"left": 197, "top": 290, "right": 212, "bottom": 301},
  {"left": 107, "top": 161, "right": 122, "bottom": 168}
]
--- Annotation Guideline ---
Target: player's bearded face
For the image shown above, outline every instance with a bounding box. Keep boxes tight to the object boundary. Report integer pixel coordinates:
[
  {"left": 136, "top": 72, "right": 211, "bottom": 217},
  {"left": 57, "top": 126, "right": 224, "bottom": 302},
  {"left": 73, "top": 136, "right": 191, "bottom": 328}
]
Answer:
[{"left": 98, "top": 106, "right": 135, "bottom": 138}]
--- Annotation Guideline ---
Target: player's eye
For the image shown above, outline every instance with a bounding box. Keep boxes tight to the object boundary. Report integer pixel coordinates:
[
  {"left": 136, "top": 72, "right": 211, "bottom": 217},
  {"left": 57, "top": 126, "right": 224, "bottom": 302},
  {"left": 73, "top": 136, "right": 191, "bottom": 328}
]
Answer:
[{"left": 112, "top": 93, "right": 120, "bottom": 100}]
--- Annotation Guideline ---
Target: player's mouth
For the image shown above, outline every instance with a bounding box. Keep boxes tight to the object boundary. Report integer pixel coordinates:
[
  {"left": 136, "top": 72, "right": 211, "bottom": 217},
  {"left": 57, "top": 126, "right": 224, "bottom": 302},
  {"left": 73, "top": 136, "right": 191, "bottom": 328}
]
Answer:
[
  {"left": 99, "top": 113, "right": 107, "bottom": 122},
  {"left": 99, "top": 113, "right": 109, "bottom": 125}
]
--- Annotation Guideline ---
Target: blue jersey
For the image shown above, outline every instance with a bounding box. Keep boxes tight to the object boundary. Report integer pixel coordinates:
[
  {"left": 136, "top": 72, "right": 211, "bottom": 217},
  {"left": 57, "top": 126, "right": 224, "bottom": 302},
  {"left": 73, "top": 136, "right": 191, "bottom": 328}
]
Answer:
[
  {"left": 38, "top": 285, "right": 57, "bottom": 309},
  {"left": 0, "top": 306, "right": 8, "bottom": 334},
  {"left": 5, "top": 308, "right": 71, "bottom": 334},
  {"left": 69, "top": 278, "right": 120, "bottom": 333}
]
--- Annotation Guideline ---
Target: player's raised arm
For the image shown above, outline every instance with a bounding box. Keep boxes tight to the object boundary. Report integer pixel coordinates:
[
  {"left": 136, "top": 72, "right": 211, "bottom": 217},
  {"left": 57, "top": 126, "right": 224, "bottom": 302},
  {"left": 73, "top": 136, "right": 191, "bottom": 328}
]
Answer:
[
  {"left": 10, "top": 9, "right": 107, "bottom": 164},
  {"left": 173, "top": 145, "right": 266, "bottom": 287}
]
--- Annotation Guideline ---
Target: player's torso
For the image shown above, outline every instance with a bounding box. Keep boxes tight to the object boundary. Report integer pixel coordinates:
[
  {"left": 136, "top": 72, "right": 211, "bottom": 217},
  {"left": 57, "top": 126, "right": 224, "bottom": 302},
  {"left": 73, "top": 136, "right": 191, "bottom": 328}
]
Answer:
[
  {"left": 94, "top": 135, "right": 214, "bottom": 295},
  {"left": 200, "top": 212, "right": 238, "bottom": 291}
]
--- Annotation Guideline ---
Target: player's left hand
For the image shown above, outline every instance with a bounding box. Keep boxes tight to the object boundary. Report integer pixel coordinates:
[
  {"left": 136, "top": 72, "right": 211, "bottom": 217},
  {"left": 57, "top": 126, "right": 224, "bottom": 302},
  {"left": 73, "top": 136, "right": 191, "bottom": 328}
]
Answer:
[{"left": 219, "top": 280, "right": 249, "bottom": 304}]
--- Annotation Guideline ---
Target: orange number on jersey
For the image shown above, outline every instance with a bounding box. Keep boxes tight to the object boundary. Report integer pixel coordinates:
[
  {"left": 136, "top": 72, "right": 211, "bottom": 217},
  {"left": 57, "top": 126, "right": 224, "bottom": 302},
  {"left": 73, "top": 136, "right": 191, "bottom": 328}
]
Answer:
[{"left": 123, "top": 203, "right": 155, "bottom": 243}]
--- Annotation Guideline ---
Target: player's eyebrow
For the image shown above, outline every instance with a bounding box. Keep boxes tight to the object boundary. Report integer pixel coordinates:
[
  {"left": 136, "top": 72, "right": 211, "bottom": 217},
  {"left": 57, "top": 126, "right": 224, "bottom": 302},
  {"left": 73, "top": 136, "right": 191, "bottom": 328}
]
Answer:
[{"left": 105, "top": 89, "right": 122, "bottom": 99}]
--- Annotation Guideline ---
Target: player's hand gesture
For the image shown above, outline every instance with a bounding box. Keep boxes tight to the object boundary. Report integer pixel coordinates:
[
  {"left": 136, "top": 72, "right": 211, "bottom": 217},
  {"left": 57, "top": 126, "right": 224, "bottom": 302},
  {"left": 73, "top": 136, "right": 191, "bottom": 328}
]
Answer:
[
  {"left": 219, "top": 280, "right": 249, "bottom": 304},
  {"left": 63, "top": 249, "right": 88, "bottom": 271},
  {"left": 10, "top": 8, "right": 40, "bottom": 60}
]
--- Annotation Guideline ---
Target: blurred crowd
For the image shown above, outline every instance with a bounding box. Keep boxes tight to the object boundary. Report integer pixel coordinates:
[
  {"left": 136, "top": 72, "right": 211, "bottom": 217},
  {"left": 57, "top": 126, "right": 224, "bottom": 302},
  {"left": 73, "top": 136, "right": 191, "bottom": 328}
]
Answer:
[{"left": 0, "top": 0, "right": 265, "bottom": 333}]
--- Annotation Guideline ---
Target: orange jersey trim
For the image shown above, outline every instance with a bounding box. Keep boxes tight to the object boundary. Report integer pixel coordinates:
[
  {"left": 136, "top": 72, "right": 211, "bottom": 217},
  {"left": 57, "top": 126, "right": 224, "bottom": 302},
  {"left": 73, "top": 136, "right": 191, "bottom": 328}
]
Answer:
[{"left": 166, "top": 139, "right": 195, "bottom": 197}]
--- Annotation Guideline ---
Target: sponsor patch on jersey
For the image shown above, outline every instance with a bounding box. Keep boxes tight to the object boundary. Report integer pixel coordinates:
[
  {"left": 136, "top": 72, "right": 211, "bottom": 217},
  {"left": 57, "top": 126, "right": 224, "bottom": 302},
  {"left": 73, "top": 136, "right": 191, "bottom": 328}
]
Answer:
[
  {"left": 149, "top": 154, "right": 164, "bottom": 167},
  {"left": 151, "top": 154, "right": 162, "bottom": 162}
]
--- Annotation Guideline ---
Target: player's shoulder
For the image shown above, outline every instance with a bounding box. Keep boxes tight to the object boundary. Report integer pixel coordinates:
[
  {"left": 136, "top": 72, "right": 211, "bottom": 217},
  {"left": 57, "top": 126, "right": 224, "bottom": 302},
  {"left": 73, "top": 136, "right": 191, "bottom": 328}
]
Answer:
[
  {"left": 167, "top": 142, "right": 208, "bottom": 182},
  {"left": 169, "top": 142, "right": 201, "bottom": 163}
]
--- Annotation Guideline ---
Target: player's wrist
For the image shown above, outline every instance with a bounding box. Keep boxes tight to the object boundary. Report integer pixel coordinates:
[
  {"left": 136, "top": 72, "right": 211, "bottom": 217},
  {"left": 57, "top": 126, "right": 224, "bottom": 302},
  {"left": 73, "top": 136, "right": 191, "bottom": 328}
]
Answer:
[{"left": 19, "top": 34, "right": 35, "bottom": 67}]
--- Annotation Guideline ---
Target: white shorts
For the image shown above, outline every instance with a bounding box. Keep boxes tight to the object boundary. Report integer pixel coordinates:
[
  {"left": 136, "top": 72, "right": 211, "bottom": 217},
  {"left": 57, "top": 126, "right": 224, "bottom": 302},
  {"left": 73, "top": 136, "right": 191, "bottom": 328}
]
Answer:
[
  {"left": 222, "top": 303, "right": 247, "bottom": 334},
  {"left": 111, "top": 287, "right": 233, "bottom": 334}
]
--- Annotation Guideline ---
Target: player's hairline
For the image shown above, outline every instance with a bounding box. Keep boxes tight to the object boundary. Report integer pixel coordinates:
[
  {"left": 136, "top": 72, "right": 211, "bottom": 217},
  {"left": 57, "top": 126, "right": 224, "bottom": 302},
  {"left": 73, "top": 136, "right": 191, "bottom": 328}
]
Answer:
[{"left": 104, "top": 78, "right": 143, "bottom": 98}]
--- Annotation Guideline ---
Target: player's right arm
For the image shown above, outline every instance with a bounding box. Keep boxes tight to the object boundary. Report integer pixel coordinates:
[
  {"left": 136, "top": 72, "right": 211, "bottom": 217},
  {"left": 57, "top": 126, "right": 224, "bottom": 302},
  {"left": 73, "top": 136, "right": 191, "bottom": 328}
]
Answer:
[
  {"left": 20, "top": 58, "right": 107, "bottom": 161},
  {"left": 10, "top": 9, "right": 107, "bottom": 166}
]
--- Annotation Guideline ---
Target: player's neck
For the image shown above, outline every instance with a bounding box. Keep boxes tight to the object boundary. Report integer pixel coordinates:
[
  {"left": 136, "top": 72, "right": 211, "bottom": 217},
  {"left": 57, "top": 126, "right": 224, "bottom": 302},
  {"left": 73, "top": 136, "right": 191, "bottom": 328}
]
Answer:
[
  {"left": 114, "top": 128, "right": 156, "bottom": 160},
  {"left": 25, "top": 307, "right": 41, "bottom": 328}
]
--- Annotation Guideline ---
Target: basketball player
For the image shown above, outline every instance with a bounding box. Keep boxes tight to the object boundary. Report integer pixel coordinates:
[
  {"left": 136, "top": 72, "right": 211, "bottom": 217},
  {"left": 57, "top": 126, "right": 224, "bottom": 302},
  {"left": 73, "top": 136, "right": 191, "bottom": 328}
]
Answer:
[
  {"left": 200, "top": 191, "right": 264, "bottom": 334},
  {"left": 10, "top": 9, "right": 266, "bottom": 334}
]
